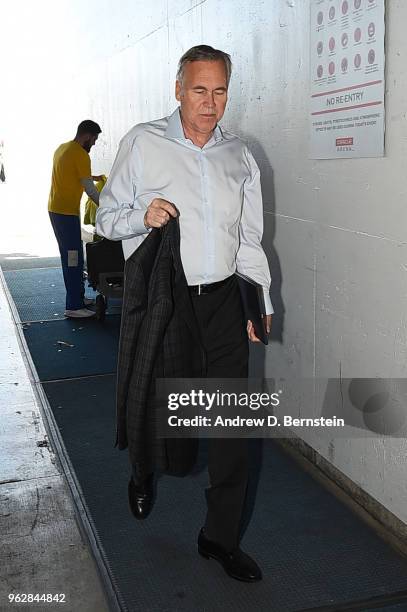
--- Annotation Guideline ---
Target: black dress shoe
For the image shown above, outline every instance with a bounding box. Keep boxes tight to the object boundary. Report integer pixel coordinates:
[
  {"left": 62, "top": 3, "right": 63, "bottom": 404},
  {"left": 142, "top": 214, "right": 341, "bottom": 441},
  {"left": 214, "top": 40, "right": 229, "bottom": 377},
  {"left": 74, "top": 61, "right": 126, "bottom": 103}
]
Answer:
[
  {"left": 128, "top": 474, "right": 154, "bottom": 520},
  {"left": 198, "top": 529, "right": 262, "bottom": 582}
]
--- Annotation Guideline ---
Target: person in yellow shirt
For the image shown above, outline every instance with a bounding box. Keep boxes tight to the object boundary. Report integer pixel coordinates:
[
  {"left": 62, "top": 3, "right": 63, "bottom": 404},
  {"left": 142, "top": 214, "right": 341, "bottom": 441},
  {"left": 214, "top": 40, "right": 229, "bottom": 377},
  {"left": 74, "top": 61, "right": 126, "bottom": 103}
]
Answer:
[{"left": 48, "top": 120, "right": 103, "bottom": 318}]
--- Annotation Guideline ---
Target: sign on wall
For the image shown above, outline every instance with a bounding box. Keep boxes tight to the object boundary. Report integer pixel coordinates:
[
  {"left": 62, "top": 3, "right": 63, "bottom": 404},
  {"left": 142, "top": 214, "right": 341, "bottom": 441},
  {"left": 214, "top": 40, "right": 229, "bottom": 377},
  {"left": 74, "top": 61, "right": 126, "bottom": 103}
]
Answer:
[{"left": 310, "top": 0, "right": 385, "bottom": 159}]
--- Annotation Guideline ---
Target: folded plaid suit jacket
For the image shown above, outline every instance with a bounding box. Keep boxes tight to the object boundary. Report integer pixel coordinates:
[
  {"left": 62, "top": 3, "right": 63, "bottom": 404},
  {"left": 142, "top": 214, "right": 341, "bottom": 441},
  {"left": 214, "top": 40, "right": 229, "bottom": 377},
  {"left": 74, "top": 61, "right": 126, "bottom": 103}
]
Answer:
[{"left": 115, "top": 217, "right": 204, "bottom": 478}]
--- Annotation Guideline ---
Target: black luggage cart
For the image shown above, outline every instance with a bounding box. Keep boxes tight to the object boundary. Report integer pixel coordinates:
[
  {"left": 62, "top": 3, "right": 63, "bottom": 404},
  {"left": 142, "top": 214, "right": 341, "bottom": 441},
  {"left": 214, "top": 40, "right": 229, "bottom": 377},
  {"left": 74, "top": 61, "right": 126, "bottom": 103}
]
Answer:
[{"left": 86, "top": 239, "right": 125, "bottom": 321}]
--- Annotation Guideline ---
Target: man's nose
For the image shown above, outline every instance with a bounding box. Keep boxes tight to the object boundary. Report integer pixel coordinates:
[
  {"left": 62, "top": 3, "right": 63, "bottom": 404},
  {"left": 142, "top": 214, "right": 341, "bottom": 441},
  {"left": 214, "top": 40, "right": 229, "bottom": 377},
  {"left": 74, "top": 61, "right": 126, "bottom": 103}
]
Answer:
[{"left": 204, "top": 92, "right": 216, "bottom": 107}]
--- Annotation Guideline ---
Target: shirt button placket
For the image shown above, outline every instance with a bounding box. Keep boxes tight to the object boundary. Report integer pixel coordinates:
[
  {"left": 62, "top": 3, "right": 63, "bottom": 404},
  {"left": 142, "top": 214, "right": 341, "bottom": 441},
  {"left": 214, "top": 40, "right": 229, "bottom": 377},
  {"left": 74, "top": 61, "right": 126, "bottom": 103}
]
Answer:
[
  {"left": 201, "top": 151, "right": 215, "bottom": 279},
  {"left": 200, "top": 151, "right": 209, "bottom": 281}
]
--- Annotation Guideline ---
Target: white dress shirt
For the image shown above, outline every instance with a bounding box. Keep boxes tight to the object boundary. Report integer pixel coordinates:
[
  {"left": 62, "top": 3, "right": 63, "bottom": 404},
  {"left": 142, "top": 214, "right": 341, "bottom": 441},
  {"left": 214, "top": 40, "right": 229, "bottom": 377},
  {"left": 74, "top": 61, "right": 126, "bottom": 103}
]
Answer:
[{"left": 96, "top": 108, "right": 273, "bottom": 314}]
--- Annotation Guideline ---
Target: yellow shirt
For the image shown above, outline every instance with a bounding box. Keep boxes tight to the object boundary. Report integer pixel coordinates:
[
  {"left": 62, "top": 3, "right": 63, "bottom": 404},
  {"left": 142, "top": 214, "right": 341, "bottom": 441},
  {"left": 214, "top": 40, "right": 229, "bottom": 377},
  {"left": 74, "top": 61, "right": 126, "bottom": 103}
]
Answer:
[{"left": 48, "top": 141, "right": 91, "bottom": 215}]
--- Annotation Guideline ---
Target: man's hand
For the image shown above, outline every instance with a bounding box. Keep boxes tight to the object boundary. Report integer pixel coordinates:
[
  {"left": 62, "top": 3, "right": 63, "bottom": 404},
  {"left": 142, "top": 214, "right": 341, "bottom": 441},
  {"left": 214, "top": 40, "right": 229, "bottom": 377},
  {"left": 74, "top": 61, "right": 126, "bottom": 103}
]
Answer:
[
  {"left": 144, "top": 198, "right": 178, "bottom": 229},
  {"left": 247, "top": 315, "right": 272, "bottom": 343}
]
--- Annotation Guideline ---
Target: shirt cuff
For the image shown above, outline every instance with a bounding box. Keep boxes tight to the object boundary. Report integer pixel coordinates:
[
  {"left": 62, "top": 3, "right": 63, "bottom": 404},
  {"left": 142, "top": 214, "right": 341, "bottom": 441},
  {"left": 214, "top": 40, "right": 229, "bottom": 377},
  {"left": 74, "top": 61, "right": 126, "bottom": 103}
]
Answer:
[
  {"left": 263, "top": 289, "right": 274, "bottom": 315},
  {"left": 130, "top": 210, "right": 151, "bottom": 235}
]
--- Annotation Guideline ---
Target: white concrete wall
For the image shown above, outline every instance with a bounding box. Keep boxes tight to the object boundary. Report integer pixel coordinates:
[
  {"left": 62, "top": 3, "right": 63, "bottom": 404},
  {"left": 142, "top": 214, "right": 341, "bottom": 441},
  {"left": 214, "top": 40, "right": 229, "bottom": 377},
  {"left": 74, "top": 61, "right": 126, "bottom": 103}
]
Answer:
[{"left": 5, "top": 1, "right": 407, "bottom": 523}]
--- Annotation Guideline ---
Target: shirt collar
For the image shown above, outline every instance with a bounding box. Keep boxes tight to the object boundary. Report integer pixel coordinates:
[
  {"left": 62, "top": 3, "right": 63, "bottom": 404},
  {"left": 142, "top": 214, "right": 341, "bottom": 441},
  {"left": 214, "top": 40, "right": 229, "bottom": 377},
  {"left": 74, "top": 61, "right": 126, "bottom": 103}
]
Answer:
[{"left": 165, "top": 107, "right": 224, "bottom": 144}]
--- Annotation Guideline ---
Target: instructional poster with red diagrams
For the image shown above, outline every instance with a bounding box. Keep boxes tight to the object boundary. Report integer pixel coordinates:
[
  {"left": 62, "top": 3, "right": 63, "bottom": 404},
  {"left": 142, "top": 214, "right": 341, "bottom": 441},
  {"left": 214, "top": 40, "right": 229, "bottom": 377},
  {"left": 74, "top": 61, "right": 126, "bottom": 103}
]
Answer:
[{"left": 310, "top": 0, "right": 385, "bottom": 159}]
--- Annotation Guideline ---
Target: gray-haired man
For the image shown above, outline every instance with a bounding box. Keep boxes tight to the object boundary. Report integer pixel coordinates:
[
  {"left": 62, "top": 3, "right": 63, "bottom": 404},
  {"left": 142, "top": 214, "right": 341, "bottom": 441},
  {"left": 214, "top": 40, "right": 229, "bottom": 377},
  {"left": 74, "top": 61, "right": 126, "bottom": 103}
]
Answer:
[{"left": 96, "top": 45, "right": 273, "bottom": 582}]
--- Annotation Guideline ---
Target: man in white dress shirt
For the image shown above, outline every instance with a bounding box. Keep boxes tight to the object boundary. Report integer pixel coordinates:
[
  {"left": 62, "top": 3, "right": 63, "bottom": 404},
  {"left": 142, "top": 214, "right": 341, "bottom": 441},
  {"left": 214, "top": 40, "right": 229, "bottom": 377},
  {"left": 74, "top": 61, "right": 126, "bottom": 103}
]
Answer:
[{"left": 96, "top": 45, "right": 272, "bottom": 582}]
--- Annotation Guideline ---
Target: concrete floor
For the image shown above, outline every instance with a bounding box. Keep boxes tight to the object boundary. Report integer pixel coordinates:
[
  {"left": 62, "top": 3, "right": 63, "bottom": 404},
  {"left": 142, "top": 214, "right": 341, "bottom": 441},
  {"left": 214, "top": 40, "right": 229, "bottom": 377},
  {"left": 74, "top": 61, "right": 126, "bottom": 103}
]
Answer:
[{"left": 0, "top": 268, "right": 110, "bottom": 611}]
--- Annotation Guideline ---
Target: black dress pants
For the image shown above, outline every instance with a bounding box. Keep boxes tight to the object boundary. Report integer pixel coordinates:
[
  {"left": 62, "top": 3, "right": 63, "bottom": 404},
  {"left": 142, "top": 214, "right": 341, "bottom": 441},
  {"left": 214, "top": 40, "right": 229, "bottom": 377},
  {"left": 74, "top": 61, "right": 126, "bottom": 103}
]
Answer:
[{"left": 191, "top": 275, "right": 249, "bottom": 551}]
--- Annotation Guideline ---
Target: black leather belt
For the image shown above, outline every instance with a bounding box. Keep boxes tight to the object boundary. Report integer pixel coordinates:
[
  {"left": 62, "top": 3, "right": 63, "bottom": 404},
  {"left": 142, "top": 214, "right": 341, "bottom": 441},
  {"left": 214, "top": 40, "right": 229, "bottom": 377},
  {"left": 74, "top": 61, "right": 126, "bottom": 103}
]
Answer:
[{"left": 188, "top": 276, "right": 231, "bottom": 295}]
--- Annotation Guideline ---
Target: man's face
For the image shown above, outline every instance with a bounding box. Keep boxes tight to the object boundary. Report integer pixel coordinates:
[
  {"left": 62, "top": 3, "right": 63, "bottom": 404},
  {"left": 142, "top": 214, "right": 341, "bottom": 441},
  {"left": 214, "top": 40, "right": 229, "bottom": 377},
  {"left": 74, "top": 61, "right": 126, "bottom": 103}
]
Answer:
[
  {"left": 175, "top": 60, "right": 228, "bottom": 137},
  {"left": 83, "top": 133, "right": 98, "bottom": 153}
]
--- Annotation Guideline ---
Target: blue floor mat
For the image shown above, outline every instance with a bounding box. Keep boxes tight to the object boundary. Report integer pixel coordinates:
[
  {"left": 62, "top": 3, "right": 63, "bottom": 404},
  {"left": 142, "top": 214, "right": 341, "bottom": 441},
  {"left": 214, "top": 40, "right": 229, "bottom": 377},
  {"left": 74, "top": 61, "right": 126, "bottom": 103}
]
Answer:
[
  {"left": 43, "top": 376, "right": 407, "bottom": 612},
  {"left": 23, "top": 317, "right": 120, "bottom": 381},
  {"left": 3, "top": 266, "right": 121, "bottom": 322},
  {"left": 364, "top": 605, "right": 407, "bottom": 612}
]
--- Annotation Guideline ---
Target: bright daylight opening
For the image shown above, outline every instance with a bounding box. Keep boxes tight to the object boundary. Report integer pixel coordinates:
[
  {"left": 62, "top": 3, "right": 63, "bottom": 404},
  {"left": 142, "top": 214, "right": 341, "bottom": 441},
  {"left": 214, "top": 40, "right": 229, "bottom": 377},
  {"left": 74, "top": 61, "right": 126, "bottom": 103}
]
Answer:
[{"left": 0, "top": 2, "right": 96, "bottom": 262}]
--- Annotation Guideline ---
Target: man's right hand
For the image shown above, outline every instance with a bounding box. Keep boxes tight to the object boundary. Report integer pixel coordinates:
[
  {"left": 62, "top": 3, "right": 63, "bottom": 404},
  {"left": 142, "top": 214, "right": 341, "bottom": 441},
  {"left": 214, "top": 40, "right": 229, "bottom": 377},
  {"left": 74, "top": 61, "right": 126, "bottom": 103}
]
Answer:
[{"left": 144, "top": 198, "right": 178, "bottom": 229}]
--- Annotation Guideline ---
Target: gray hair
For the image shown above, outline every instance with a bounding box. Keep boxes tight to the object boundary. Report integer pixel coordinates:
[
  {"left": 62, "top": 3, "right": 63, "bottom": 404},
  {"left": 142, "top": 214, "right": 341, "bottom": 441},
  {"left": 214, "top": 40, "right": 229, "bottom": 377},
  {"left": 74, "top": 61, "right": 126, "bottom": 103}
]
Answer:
[{"left": 176, "top": 45, "right": 232, "bottom": 86}]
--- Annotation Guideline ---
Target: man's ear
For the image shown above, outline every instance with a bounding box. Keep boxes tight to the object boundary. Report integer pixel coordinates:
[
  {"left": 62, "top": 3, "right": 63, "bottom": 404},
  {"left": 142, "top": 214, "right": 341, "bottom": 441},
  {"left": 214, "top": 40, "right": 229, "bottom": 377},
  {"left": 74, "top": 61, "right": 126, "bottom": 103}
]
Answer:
[{"left": 175, "top": 80, "right": 182, "bottom": 102}]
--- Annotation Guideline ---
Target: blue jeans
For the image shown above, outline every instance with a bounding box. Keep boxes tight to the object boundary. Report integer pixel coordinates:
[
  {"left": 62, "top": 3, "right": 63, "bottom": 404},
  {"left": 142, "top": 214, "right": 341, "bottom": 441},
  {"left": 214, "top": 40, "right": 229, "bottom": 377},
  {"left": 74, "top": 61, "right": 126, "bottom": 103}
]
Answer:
[{"left": 49, "top": 211, "right": 85, "bottom": 310}]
